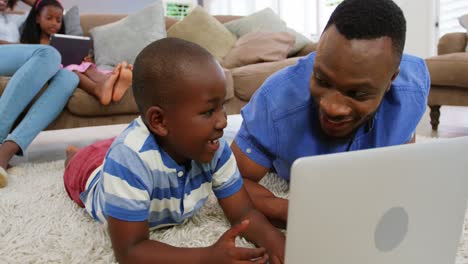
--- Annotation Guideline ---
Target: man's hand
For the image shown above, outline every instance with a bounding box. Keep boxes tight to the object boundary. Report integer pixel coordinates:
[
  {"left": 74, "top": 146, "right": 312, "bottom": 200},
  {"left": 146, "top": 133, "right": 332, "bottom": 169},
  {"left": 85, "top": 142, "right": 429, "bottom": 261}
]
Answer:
[{"left": 208, "top": 220, "right": 269, "bottom": 264}]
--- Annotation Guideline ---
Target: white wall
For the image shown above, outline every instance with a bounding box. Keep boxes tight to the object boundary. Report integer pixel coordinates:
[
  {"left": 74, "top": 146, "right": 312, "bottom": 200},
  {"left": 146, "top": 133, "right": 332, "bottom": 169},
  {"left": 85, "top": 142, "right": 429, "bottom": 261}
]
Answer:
[
  {"left": 393, "top": 0, "right": 438, "bottom": 58},
  {"left": 16, "top": 0, "right": 159, "bottom": 14}
]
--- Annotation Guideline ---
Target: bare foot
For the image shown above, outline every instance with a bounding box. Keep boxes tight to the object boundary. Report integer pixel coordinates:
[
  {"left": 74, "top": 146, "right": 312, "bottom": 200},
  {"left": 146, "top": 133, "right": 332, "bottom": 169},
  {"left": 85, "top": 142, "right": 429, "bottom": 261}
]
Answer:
[
  {"left": 112, "top": 62, "right": 133, "bottom": 103},
  {"left": 99, "top": 64, "right": 122, "bottom": 105},
  {"left": 64, "top": 145, "right": 80, "bottom": 168}
]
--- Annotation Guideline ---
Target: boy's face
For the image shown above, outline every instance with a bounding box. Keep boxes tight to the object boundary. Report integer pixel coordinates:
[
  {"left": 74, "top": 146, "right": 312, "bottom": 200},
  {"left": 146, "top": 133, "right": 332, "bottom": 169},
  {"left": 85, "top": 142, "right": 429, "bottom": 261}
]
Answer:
[
  {"left": 158, "top": 62, "right": 228, "bottom": 164},
  {"left": 36, "top": 5, "right": 63, "bottom": 36}
]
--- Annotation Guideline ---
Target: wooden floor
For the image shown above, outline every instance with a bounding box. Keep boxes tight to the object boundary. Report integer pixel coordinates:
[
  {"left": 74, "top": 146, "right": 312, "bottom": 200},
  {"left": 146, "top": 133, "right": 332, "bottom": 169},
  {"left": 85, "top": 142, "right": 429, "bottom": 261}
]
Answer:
[{"left": 417, "top": 106, "right": 468, "bottom": 138}]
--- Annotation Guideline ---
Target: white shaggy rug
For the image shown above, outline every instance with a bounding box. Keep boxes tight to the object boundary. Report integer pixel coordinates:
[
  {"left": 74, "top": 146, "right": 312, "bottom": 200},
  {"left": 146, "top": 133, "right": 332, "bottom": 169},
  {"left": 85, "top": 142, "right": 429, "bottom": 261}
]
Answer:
[
  {"left": 0, "top": 161, "right": 288, "bottom": 264},
  {"left": 1, "top": 135, "right": 467, "bottom": 264}
]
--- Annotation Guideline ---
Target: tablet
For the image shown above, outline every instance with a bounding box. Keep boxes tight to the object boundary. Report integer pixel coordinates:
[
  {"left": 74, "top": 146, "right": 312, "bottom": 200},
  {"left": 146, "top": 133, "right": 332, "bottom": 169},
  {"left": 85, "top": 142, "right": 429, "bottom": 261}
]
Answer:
[{"left": 49, "top": 33, "right": 92, "bottom": 67}]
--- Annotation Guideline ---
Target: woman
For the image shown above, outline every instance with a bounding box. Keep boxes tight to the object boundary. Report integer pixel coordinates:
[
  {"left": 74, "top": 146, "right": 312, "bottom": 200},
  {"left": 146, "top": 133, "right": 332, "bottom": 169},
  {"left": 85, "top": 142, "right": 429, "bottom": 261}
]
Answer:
[{"left": 0, "top": 0, "right": 79, "bottom": 187}]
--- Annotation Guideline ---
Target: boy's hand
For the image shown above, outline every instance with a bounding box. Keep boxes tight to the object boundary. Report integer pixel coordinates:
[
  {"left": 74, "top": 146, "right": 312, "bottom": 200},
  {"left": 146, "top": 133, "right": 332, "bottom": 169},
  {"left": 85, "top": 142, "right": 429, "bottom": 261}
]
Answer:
[{"left": 207, "top": 220, "right": 269, "bottom": 263}]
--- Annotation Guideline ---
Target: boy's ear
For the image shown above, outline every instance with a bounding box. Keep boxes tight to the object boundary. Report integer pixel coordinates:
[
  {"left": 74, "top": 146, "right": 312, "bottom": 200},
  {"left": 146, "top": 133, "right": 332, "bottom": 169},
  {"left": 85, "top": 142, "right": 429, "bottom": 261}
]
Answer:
[{"left": 145, "top": 106, "right": 168, "bottom": 137}]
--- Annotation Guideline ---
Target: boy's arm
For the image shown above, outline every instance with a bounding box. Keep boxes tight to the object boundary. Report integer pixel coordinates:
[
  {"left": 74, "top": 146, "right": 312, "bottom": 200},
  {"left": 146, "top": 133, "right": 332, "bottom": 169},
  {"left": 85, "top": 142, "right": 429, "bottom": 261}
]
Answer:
[
  {"left": 231, "top": 142, "right": 289, "bottom": 227},
  {"left": 219, "top": 185, "right": 286, "bottom": 264},
  {"left": 107, "top": 216, "right": 268, "bottom": 264}
]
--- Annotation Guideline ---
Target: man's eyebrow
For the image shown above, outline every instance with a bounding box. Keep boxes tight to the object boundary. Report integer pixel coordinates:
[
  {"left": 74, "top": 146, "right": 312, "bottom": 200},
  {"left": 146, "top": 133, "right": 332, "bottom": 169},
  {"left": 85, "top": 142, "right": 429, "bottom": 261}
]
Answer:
[
  {"left": 314, "top": 66, "right": 376, "bottom": 91},
  {"left": 206, "top": 97, "right": 221, "bottom": 104}
]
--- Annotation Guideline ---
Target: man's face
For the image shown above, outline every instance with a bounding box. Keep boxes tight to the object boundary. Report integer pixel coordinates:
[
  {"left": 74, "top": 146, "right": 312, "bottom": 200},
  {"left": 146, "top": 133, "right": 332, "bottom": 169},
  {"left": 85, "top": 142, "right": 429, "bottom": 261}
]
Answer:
[{"left": 310, "top": 25, "right": 400, "bottom": 138}]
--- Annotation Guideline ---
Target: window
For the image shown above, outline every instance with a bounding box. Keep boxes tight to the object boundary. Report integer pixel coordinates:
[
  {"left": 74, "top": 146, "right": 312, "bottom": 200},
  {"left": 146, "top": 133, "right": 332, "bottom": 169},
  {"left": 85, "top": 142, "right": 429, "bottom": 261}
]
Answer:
[
  {"left": 439, "top": 0, "right": 468, "bottom": 37},
  {"left": 164, "top": 0, "right": 196, "bottom": 20}
]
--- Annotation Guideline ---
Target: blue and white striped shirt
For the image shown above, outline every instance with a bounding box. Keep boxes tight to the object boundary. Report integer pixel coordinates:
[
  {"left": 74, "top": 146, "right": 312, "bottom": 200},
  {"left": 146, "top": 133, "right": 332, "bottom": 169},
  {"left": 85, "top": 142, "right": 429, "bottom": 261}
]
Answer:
[{"left": 80, "top": 117, "right": 243, "bottom": 230}]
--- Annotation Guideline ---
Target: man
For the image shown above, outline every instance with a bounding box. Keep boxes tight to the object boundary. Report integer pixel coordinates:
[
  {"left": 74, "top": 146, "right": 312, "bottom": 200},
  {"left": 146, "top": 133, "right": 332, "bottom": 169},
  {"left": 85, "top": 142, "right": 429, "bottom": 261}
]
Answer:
[{"left": 231, "top": 0, "right": 430, "bottom": 227}]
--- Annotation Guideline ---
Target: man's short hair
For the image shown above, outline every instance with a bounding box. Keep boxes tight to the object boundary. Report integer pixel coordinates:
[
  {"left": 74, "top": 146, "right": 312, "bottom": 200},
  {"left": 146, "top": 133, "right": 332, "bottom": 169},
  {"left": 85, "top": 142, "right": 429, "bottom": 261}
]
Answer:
[
  {"left": 324, "top": 0, "right": 406, "bottom": 63},
  {"left": 132, "top": 38, "right": 216, "bottom": 115}
]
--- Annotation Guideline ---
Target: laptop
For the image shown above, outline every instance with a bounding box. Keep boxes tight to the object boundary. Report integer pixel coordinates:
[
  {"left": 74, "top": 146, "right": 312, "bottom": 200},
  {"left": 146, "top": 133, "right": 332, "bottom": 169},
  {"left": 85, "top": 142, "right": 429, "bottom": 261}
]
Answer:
[
  {"left": 285, "top": 137, "right": 468, "bottom": 264},
  {"left": 49, "top": 33, "right": 92, "bottom": 67}
]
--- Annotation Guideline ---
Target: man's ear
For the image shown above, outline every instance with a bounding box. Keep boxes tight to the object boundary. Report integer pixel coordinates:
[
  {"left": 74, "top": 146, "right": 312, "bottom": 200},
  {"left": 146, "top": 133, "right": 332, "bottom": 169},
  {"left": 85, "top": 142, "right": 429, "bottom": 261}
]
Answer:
[
  {"left": 145, "top": 106, "right": 168, "bottom": 137},
  {"left": 386, "top": 67, "right": 400, "bottom": 92}
]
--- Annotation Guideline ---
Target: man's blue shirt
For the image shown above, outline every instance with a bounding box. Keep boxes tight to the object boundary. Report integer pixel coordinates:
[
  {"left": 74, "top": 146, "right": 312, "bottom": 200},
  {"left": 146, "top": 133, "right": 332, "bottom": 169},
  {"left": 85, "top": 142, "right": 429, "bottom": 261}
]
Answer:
[{"left": 234, "top": 52, "right": 430, "bottom": 181}]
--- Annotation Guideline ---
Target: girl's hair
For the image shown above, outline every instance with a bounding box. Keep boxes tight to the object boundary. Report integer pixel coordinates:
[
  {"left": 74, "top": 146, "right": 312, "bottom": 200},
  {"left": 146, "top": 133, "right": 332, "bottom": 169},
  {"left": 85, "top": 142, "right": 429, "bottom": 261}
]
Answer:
[
  {"left": 20, "top": 0, "right": 65, "bottom": 44},
  {"left": 7, "top": 0, "right": 20, "bottom": 9}
]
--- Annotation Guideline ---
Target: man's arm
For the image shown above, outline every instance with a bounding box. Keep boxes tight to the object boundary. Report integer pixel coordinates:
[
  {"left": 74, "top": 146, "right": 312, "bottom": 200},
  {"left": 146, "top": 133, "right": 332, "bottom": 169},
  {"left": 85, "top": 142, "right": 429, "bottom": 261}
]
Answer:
[
  {"left": 219, "top": 185, "right": 286, "bottom": 264},
  {"left": 107, "top": 217, "right": 268, "bottom": 264},
  {"left": 231, "top": 142, "right": 289, "bottom": 228}
]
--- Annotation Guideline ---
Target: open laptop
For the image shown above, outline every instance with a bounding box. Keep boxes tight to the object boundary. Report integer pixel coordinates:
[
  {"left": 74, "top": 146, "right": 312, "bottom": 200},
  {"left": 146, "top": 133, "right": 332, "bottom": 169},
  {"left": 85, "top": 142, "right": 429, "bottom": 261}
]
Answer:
[
  {"left": 285, "top": 137, "right": 468, "bottom": 264},
  {"left": 49, "top": 33, "right": 92, "bottom": 67}
]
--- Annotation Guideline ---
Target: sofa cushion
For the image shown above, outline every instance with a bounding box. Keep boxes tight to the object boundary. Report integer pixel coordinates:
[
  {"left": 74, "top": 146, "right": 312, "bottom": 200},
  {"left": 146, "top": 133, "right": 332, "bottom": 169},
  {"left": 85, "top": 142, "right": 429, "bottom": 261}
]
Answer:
[
  {"left": 459, "top": 14, "right": 468, "bottom": 52},
  {"left": 167, "top": 6, "right": 237, "bottom": 61},
  {"left": 231, "top": 57, "right": 301, "bottom": 101},
  {"left": 67, "top": 88, "right": 139, "bottom": 116},
  {"left": 426, "top": 53, "right": 468, "bottom": 88},
  {"left": 90, "top": 0, "right": 166, "bottom": 67},
  {"left": 64, "top": 6, "right": 83, "bottom": 36},
  {"left": 224, "top": 8, "right": 310, "bottom": 56},
  {"left": 222, "top": 31, "right": 295, "bottom": 69}
]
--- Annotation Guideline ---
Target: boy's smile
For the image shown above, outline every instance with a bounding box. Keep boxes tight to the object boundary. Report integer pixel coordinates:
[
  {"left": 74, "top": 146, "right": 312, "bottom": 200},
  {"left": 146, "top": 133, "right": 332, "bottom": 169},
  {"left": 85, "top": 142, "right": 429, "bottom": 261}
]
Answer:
[{"left": 155, "top": 61, "right": 228, "bottom": 165}]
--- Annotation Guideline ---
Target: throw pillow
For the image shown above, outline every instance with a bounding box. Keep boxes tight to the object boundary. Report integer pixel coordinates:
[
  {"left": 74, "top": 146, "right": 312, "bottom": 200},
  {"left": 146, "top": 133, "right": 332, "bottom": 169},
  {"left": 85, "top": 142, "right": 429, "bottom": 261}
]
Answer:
[
  {"left": 167, "top": 6, "right": 237, "bottom": 61},
  {"left": 459, "top": 14, "right": 468, "bottom": 52},
  {"left": 224, "top": 8, "right": 310, "bottom": 56},
  {"left": 64, "top": 5, "right": 83, "bottom": 36},
  {"left": 222, "top": 31, "right": 295, "bottom": 69},
  {"left": 90, "top": 0, "right": 166, "bottom": 66}
]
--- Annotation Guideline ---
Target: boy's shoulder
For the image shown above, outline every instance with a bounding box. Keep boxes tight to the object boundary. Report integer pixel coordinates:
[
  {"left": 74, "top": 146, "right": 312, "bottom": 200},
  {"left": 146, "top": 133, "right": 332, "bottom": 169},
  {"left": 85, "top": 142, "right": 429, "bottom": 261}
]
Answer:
[{"left": 111, "top": 117, "right": 154, "bottom": 153}]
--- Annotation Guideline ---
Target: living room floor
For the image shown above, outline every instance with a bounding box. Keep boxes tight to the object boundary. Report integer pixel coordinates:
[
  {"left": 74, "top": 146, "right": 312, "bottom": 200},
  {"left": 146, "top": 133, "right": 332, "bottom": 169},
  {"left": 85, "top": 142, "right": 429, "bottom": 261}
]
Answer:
[{"left": 417, "top": 106, "right": 468, "bottom": 138}]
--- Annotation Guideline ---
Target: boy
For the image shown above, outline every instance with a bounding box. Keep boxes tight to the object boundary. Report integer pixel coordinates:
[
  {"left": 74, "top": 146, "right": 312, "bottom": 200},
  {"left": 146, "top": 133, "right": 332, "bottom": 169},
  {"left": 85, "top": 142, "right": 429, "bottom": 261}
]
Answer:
[{"left": 63, "top": 38, "right": 285, "bottom": 264}]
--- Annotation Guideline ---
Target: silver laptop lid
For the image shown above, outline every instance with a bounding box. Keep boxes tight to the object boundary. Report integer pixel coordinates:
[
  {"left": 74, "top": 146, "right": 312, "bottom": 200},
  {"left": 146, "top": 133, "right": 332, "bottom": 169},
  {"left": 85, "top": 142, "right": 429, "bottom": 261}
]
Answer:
[{"left": 286, "top": 137, "right": 468, "bottom": 264}]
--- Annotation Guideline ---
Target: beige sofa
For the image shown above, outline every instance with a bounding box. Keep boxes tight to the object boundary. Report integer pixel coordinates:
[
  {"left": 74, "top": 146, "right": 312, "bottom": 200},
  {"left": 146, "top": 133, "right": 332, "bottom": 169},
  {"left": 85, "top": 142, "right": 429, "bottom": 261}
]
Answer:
[
  {"left": 425, "top": 32, "right": 468, "bottom": 130},
  {"left": 0, "top": 14, "right": 317, "bottom": 130}
]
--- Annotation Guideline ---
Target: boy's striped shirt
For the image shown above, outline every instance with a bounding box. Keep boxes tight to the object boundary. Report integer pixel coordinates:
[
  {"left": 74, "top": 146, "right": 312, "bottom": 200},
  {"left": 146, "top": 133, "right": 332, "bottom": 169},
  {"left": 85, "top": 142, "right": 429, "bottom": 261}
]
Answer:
[{"left": 80, "top": 117, "right": 243, "bottom": 229}]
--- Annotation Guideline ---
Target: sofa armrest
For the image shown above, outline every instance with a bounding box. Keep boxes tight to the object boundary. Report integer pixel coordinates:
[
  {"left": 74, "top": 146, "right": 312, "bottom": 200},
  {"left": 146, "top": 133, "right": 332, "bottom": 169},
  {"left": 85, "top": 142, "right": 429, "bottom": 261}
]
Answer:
[{"left": 438, "top": 32, "right": 467, "bottom": 55}]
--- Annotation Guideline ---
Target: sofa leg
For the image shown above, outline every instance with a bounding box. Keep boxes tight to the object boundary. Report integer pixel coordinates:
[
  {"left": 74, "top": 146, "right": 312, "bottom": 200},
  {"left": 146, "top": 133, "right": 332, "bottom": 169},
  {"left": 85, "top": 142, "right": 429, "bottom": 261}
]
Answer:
[{"left": 429, "top": 105, "right": 441, "bottom": 131}]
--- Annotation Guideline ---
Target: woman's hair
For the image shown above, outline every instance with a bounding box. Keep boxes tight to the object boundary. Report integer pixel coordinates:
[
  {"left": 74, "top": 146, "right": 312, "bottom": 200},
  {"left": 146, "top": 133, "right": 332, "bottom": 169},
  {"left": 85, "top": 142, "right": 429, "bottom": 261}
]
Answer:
[
  {"left": 20, "top": 0, "right": 65, "bottom": 44},
  {"left": 7, "top": 0, "right": 20, "bottom": 9}
]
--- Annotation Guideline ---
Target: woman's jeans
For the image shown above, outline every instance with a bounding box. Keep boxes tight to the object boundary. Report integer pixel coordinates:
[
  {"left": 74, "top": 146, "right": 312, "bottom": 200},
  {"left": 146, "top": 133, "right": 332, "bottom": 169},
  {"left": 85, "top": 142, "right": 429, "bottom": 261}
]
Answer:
[{"left": 0, "top": 44, "right": 79, "bottom": 155}]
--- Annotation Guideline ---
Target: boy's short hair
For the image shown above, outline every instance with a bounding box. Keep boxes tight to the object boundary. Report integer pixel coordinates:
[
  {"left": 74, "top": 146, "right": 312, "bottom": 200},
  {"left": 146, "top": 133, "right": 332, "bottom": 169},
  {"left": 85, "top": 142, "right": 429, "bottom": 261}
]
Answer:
[{"left": 132, "top": 38, "right": 217, "bottom": 116}]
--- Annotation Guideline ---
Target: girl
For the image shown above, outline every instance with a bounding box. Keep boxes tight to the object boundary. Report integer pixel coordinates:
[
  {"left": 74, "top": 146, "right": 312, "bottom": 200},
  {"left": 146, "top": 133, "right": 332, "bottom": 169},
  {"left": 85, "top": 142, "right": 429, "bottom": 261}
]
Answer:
[{"left": 21, "top": 0, "right": 132, "bottom": 106}]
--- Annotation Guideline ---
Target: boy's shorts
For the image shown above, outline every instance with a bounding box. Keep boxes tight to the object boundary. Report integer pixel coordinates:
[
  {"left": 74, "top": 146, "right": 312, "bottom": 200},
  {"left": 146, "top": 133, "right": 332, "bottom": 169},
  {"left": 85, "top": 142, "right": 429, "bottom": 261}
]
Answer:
[{"left": 63, "top": 138, "right": 114, "bottom": 208}]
